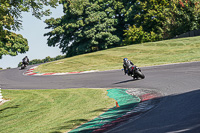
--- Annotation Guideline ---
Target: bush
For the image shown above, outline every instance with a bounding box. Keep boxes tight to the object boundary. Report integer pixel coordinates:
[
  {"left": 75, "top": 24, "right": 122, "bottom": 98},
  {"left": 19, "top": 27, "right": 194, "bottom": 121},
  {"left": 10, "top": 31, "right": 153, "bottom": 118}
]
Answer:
[{"left": 123, "top": 25, "right": 162, "bottom": 45}]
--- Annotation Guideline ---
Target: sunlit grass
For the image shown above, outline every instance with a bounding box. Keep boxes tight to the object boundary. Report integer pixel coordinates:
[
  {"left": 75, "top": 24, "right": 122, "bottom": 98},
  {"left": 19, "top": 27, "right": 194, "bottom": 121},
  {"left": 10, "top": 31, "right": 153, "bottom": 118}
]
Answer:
[
  {"left": 34, "top": 36, "right": 200, "bottom": 73},
  {"left": 0, "top": 89, "right": 115, "bottom": 133}
]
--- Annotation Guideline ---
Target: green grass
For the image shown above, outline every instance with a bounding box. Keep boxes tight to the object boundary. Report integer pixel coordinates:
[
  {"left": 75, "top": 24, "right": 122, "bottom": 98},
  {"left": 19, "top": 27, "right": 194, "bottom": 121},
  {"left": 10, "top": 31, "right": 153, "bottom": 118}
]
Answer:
[
  {"left": 34, "top": 36, "right": 200, "bottom": 73},
  {"left": 0, "top": 89, "right": 115, "bottom": 133}
]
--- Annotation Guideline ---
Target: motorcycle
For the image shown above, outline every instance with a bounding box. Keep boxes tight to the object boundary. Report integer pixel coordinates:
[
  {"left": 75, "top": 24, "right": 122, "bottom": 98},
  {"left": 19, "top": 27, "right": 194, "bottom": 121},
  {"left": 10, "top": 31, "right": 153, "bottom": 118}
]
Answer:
[
  {"left": 124, "top": 65, "right": 145, "bottom": 79},
  {"left": 21, "top": 62, "right": 28, "bottom": 69}
]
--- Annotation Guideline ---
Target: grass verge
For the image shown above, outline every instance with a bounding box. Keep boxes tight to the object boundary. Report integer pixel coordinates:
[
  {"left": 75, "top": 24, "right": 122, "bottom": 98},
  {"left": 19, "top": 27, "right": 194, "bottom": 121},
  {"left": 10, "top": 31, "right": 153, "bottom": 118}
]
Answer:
[
  {"left": 0, "top": 89, "right": 115, "bottom": 133},
  {"left": 34, "top": 36, "right": 200, "bottom": 73}
]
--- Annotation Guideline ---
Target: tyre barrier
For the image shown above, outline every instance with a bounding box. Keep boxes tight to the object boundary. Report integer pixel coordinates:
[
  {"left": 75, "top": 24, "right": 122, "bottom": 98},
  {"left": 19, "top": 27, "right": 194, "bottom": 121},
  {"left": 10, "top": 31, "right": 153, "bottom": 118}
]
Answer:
[{"left": 0, "top": 88, "right": 3, "bottom": 102}]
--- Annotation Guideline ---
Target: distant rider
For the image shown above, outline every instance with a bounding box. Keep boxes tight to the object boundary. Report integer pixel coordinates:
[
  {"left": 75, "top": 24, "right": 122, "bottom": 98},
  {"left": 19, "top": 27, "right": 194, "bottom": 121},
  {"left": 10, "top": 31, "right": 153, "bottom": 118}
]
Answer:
[
  {"left": 123, "top": 58, "right": 134, "bottom": 75},
  {"left": 22, "top": 56, "right": 29, "bottom": 66}
]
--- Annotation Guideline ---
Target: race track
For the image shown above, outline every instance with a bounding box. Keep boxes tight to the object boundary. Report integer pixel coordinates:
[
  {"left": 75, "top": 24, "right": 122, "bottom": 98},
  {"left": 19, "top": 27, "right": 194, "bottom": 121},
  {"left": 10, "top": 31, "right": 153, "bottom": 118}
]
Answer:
[{"left": 0, "top": 62, "right": 200, "bottom": 133}]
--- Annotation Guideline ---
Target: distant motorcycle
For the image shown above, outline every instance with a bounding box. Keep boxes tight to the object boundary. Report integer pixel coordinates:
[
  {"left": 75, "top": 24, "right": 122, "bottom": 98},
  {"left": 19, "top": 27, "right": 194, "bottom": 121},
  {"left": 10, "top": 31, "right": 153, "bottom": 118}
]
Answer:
[
  {"left": 21, "top": 56, "right": 29, "bottom": 69},
  {"left": 124, "top": 65, "right": 145, "bottom": 79},
  {"left": 21, "top": 62, "right": 28, "bottom": 69},
  {"left": 21, "top": 63, "right": 27, "bottom": 69}
]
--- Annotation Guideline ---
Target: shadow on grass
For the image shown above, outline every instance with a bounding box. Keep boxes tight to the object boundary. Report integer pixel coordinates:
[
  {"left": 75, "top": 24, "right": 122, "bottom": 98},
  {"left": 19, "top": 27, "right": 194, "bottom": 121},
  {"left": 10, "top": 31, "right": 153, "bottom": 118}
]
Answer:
[
  {"left": 0, "top": 105, "right": 20, "bottom": 119},
  {"left": 50, "top": 119, "right": 89, "bottom": 133},
  {"left": 66, "top": 103, "right": 140, "bottom": 133},
  {"left": 49, "top": 104, "right": 135, "bottom": 133},
  {"left": 1, "top": 89, "right": 200, "bottom": 133},
  {"left": 65, "top": 89, "right": 200, "bottom": 133},
  {"left": 0, "top": 105, "right": 20, "bottom": 113},
  {"left": 0, "top": 114, "right": 15, "bottom": 119},
  {"left": 91, "top": 108, "right": 108, "bottom": 113}
]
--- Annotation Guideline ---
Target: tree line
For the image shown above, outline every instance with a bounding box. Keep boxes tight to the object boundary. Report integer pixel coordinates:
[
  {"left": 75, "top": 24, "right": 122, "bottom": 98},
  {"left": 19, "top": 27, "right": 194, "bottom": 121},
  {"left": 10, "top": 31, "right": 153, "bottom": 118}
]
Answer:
[{"left": 1, "top": 0, "right": 200, "bottom": 59}]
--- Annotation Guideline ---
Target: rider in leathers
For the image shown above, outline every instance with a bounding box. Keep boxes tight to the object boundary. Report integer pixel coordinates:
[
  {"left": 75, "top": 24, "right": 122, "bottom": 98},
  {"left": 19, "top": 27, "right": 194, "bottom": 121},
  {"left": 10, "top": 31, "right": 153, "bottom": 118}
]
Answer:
[
  {"left": 123, "top": 58, "right": 134, "bottom": 76},
  {"left": 22, "top": 56, "right": 29, "bottom": 66}
]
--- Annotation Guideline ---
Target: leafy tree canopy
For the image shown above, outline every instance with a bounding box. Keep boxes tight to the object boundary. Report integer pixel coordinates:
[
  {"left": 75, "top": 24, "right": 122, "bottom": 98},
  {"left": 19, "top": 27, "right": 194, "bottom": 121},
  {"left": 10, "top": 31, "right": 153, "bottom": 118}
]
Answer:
[
  {"left": 0, "top": 0, "right": 59, "bottom": 59},
  {"left": 45, "top": 0, "right": 134, "bottom": 57},
  {"left": 45, "top": 0, "right": 200, "bottom": 57},
  {"left": 163, "top": 0, "right": 200, "bottom": 38},
  {"left": 123, "top": 0, "right": 200, "bottom": 44}
]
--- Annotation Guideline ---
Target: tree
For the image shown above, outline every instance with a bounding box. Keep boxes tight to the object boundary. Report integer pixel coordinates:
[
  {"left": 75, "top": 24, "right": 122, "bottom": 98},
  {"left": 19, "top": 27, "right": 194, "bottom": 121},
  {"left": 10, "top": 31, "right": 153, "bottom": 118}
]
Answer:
[
  {"left": 163, "top": 0, "right": 200, "bottom": 38},
  {"left": 124, "top": 0, "right": 200, "bottom": 42},
  {"left": 122, "top": 0, "right": 168, "bottom": 44},
  {"left": 123, "top": 25, "right": 162, "bottom": 45},
  {"left": 0, "top": 0, "right": 59, "bottom": 59},
  {"left": 45, "top": 0, "right": 200, "bottom": 56},
  {"left": 44, "top": 0, "right": 136, "bottom": 57}
]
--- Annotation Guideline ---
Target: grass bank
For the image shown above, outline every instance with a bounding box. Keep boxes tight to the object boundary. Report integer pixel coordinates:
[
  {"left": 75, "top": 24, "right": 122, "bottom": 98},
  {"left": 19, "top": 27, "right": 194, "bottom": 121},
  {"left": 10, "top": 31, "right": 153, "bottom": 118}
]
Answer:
[
  {"left": 34, "top": 36, "right": 200, "bottom": 73},
  {"left": 0, "top": 89, "right": 115, "bottom": 133}
]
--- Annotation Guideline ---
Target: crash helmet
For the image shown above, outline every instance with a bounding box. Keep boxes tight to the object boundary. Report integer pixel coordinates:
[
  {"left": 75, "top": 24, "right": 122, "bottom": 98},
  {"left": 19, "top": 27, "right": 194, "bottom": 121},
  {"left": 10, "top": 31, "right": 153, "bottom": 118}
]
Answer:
[{"left": 123, "top": 58, "right": 128, "bottom": 62}]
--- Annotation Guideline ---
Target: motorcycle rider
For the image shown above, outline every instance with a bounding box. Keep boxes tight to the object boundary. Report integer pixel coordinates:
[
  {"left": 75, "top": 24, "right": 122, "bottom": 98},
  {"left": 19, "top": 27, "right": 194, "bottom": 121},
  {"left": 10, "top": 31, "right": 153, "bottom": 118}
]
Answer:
[
  {"left": 123, "top": 58, "right": 134, "bottom": 76},
  {"left": 22, "top": 56, "right": 29, "bottom": 67}
]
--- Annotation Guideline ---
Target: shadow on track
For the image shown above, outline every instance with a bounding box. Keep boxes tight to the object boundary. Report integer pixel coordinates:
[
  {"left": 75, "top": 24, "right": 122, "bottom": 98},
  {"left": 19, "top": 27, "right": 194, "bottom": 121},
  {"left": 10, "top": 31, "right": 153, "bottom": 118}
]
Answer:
[
  {"left": 114, "top": 79, "right": 140, "bottom": 84},
  {"left": 107, "top": 89, "right": 200, "bottom": 133},
  {"left": 49, "top": 89, "right": 200, "bottom": 133}
]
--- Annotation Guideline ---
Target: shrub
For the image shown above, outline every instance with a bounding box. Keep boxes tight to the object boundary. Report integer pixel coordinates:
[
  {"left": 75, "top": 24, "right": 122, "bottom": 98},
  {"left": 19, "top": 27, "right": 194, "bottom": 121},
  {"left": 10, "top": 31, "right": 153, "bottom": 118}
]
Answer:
[{"left": 123, "top": 25, "right": 162, "bottom": 45}]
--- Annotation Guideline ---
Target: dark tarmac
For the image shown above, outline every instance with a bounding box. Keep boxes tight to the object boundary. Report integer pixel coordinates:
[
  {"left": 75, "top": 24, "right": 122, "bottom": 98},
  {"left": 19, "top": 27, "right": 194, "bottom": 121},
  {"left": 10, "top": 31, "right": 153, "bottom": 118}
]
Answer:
[{"left": 1, "top": 62, "right": 200, "bottom": 133}]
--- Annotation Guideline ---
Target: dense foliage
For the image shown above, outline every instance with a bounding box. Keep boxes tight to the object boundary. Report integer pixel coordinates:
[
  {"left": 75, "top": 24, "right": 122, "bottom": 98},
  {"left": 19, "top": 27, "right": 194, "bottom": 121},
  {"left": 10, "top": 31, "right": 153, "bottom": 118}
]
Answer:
[
  {"left": 1, "top": 0, "right": 199, "bottom": 58},
  {"left": 164, "top": 0, "right": 200, "bottom": 38},
  {"left": 45, "top": 0, "right": 127, "bottom": 57},
  {"left": 45, "top": 0, "right": 200, "bottom": 57},
  {"left": 0, "top": 0, "right": 59, "bottom": 59},
  {"left": 123, "top": 0, "right": 200, "bottom": 44}
]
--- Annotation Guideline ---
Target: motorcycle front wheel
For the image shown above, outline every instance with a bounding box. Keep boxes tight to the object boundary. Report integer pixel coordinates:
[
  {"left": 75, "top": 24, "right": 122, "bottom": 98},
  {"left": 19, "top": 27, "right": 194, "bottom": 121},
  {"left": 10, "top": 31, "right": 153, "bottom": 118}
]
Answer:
[
  {"left": 21, "top": 64, "right": 25, "bottom": 69},
  {"left": 135, "top": 70, "right": 145, "bottom": 79}
]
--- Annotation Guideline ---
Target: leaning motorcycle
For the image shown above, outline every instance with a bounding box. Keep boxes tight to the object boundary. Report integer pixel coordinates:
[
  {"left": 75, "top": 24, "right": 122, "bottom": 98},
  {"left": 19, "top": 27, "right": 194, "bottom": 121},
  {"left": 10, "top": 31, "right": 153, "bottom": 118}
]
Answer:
[
  {"left": 125, "top": 65, "right": 145, "bottom": 79},
  {"left": 21, "top": 63, "right": 27, "bottom": 69}
]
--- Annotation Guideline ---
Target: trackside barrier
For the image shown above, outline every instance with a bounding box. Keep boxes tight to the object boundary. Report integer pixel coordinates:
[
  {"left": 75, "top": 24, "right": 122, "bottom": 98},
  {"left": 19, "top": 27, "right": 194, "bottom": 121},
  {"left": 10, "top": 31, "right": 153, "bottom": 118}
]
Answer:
[
  {"left": 173, "top": 29, "right": 200, "bottom": 39},
  {"left": 0, "top": 88, "right": 3, "bottom": 102}
]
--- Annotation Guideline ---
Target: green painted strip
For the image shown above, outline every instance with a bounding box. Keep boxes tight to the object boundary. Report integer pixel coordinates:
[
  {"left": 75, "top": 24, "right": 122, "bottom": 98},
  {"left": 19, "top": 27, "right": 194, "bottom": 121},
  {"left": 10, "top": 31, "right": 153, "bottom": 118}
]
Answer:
[{"left": 69, "top": 88, "right": 140, "bottom": 133}]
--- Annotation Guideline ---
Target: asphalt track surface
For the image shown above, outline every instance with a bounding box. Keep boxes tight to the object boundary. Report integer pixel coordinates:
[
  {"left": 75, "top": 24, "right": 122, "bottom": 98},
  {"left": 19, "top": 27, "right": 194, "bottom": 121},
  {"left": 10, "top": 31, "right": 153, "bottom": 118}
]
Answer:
[{"left": 0, "top": 61, "right": 200, "bottom": 133}]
